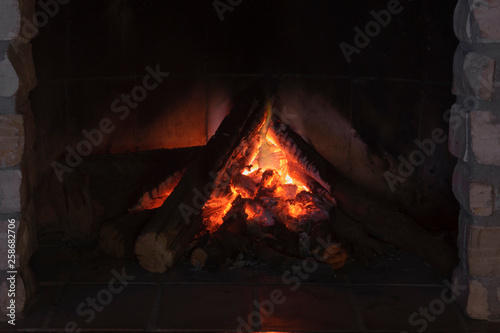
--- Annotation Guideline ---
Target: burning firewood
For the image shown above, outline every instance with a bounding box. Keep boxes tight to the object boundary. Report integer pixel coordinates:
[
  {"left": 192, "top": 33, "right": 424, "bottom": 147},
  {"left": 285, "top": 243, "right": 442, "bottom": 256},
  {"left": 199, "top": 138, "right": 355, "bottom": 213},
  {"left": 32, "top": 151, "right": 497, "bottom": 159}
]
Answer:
[
  {"left": 129, "top": 80, "right": 456, "bottom": 277},
  {"left": 269, "top": 118, "right": 458, "bottom": 276},
  {"left": 134, "top": 82, "right": 274, "bottom": 273},
  {"left": 190, "top": 202, "right": 251, "bottom": 270}
]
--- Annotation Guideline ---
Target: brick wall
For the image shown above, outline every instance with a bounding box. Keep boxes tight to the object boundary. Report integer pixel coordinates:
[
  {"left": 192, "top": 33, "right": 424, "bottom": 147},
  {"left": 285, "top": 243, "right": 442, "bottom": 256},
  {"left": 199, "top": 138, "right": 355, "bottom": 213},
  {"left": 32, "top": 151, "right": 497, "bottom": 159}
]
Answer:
[
  {"left": 452, "top": 0, "right": 500, "bottom": 321},
  {"left": 0, "top": 0, "right": 38, "bottom": 321}
]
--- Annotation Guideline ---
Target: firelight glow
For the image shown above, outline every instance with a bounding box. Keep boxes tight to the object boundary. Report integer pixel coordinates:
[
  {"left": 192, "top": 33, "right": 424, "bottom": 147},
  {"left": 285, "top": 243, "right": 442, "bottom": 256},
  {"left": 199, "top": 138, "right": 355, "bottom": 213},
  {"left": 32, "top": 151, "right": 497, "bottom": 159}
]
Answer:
[{"left": 199, "top": 105, "right": 324, "bottom": 232}]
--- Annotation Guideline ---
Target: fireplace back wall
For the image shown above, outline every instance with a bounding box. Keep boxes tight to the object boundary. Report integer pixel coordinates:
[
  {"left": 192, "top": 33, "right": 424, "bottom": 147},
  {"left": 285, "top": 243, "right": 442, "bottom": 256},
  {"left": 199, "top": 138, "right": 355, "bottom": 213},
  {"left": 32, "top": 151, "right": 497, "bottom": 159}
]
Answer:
[{"left": 29, "top": 0, "right": 459, "bottom": 230}]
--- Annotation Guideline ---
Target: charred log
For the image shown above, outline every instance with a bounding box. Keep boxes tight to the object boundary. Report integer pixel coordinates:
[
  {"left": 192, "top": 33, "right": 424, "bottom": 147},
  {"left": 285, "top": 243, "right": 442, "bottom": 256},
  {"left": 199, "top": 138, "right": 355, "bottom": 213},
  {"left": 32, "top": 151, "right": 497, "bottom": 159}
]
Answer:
[
  {"left": 135, "top": 81, "right": 277, "bottom": 273},
  {"left": 269, "top": 118, "right": 458, "bottom": 276},
  {"left": 99, "top": 209, "right": 157, "bottom": 259},
  {"left": 191, "top": 204, "right": 251, "bottom": 270},
  {"left": 329, "top": 206, "right": 387, "bottom": 265}
]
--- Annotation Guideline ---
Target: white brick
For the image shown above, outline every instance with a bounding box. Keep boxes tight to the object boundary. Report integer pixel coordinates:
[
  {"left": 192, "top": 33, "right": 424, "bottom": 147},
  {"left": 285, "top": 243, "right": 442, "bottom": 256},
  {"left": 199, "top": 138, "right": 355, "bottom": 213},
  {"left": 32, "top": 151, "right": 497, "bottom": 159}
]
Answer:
[
  {"left": 0, "top": 0, "right": 20, "bottom": 41},
  {"left": 467, "top": 280, "right": 491, "bottom": 320},
  {"left": 470, "top": 182, "right": 493, "bottom": 216},
  {"left": 0, "top": 169, "right": 21, "bottom": 213},
  {"left": 468, "top": 226, "right": 500, "bottom": 276},
  {"left": 471, "top": 110, "right": 500, "bottom": 166}
]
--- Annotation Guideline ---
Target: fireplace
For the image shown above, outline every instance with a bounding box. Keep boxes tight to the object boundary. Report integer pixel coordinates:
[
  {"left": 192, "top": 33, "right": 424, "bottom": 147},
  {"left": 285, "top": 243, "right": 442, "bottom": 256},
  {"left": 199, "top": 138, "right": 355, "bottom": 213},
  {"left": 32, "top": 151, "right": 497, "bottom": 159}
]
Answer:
[{"left": 1, "top": 0, "right": 500, "bottom": 330}]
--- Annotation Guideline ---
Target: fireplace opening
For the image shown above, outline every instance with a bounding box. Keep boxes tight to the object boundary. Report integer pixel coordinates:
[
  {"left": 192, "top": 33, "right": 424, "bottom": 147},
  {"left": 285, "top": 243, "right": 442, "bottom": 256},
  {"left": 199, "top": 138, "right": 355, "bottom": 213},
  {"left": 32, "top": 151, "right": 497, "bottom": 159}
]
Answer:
[{"left": 2, "top": 0, "right": 500, "bottom": 331}]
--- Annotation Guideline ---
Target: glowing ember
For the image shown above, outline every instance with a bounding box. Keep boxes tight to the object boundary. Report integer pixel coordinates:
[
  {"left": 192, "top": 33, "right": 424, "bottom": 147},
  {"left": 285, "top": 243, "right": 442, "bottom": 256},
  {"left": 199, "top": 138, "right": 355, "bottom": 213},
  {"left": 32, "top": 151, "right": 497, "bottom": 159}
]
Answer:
[
  {"left": 136, "top": 109, "right": 335, "bottom": 236},
  {"left": 198, "top": 112, "right": 332, "bottom": 233}
]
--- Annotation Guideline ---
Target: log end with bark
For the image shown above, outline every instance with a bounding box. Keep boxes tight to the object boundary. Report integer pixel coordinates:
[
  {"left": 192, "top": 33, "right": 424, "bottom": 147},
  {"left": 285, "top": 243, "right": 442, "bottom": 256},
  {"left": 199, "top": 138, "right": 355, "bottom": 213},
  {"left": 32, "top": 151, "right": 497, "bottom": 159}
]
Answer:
[{"left": 134, "top": 232, "right": 174, "bottom": 273}]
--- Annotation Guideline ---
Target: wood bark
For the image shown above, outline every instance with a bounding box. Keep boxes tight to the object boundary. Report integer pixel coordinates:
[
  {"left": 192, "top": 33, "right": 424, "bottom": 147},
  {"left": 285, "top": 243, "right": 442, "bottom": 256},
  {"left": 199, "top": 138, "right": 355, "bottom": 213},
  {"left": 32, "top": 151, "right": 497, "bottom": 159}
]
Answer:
[{"left": 99, "top": 209, "right": 157, "bottom": 259}]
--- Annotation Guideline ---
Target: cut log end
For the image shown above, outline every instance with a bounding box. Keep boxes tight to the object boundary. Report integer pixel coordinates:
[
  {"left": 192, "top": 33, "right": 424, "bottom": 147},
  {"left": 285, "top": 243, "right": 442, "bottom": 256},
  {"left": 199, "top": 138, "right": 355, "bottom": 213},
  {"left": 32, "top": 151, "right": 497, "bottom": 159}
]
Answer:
[
  {"left": 191, "top": 248, "right": 208, "bottom": 269},
  {"left": 321, "top": 244, "right": 348, "bottom": 269},
  {"left": 134, "top": 233, "right": 173, "bottom": 273}
]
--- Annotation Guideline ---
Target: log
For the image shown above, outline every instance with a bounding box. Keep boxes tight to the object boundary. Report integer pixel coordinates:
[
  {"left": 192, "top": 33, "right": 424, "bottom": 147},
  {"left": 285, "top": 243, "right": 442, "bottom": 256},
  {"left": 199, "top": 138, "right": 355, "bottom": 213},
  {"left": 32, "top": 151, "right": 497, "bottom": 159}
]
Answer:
[
  {"left": 49, "top": 169, "right": 96, "bottom": 239},
  {"left": 269, "top": 118, "right": 458, "bottom": 276},
  {"left": 78, "top": 146, "right": 201, "bottom": 222},
  {"left": 135, "top": 80, "right": 278, "bottom": 273},
  {"left": 50, "top": 147, "right": 200, "bottom": 240},
  {"left": 263, "top": 221, "right": 300, "bottom": 258},
  {"left": 329, "top": 206, "right": 386, "bottom": 266},
  {"left": 191, "top": 204, "right": 251, "bottom": 270},
  {"left": 309, "top": 218, "right": 346, "bottom": 269},
  {"left": 254, "top": 241, "right": 304, "bottom": 269},
  {"left": 99, "top": 209, "right": 157, "bottom": 259}
]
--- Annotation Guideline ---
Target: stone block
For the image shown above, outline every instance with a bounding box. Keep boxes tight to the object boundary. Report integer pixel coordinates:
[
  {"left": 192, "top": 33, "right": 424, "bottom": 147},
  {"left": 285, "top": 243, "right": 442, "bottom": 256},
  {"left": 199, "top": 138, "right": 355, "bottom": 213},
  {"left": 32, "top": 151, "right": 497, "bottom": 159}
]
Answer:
[
  {"left": 470, "top": 182, "right": 494, "bottom": 216},
  {"left": 0, "top": 48, "right": 19, "bottom": 98},
  {"left": 471, "top": 110, "right": 500, "bottom": 166},
  {"left": 0, "top": 169, "right": 21, "bottom": 213},
  {"left": 0, "top": 96, "right": 16, "bottom": 114},
  {"left": 452, "top": 47, "right": 474, "bottom": 97},
  {"left": 448, "top": 104, "right": 469, "bottom": 160},
  {"left": 473, "top": 0, "right": 500, "bottom": 42},
  {"left": 454, "top": 0, "right": 472, "bottom": 43},
  {"left": 0, "top": 0, "right": 20, "bottom": 41},
  {"left": 463, "top": 52, "right": 496, "bottom": 101},
  {"left": 453, "top": 161, "right": 471, "bottom": 210},
  {"left": 468, "top": 226, "right": 500, "bottom": 276},
  {"left": 0, "top": 114, "right": 24, "bottom": 167},
  {"left": 453, "top": 268, "right": 500, "bottom": 321},
  {"left": 467, "top": 279, "right": 491, "bottom": 319},
  {"left": 7, "top": 42, "right": 37, "bottom": 96}
]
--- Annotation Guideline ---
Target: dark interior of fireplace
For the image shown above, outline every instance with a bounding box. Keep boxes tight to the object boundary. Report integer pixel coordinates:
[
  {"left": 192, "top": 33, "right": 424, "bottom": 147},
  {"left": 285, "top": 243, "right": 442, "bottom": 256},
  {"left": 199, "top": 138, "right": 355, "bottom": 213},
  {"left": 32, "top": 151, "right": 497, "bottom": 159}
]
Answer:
[{"left": 7, "top": 0, "right": 500, "bottom": 332}]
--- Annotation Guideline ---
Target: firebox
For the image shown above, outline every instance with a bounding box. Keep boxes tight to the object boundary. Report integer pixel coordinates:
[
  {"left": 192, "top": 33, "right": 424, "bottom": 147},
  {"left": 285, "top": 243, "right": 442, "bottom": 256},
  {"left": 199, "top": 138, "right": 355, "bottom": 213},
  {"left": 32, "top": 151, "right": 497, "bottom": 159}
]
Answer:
[{"left": 1, "top": 0, "right": 500, "bottom": 331}]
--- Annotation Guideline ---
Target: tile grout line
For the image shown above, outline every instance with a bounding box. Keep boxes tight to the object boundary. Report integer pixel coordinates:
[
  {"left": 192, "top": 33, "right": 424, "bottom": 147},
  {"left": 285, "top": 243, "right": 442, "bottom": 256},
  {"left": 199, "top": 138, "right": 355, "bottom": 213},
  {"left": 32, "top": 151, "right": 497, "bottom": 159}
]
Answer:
[
  {"left": 251, "top": 283, "right": 262, "bottom": 332},
  {"left": 452, "top": 301, "right": 470, "bottom": 333},
  {"left": 145, "top": 274, "right": 167, "bottom": 331},
  {"left": 39, "top": 281, "right": 68, "bottom": 329},
  {"left": 40, "top": 261, "right": 78, "bottom": 329},
  {"left": 346, "top": 279, "right": 367, "bottom": 332}
]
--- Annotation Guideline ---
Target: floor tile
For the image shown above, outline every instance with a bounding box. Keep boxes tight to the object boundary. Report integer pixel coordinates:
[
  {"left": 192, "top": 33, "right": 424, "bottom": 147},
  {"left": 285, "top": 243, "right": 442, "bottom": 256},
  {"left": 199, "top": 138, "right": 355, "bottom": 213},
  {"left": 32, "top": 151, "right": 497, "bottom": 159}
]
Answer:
[
  {"left": 254, "top": 261, "right": 343, "bottom": 285},
  {"left": 30, "top": 246, "right": 80, "bottom": 283},
  {"left": 156, "top": 284, "right": 253, "bottom": 330},
  {"left": 346, "top": 250, "right": 442, "bottom": 285},
  {"left": 163, "top": 262, "right": 256, "bottom": 284},
  {"left": 460, "top": 310, "right": 500, "bottom": 332},
  {"left": 258, "top": 284, "right": 358, "bottom": 331},
  {"left": 69, "top": 253, "right": 162, "bottom": 284},
  {"left": 14, "top": 286, "right": 62, "bottom": 330},
  {"left": 353, "top": 285, "right": 462, "bottom": 332},
  {"left": 46, "top": 284, "right": 158, "bottom": 330}
]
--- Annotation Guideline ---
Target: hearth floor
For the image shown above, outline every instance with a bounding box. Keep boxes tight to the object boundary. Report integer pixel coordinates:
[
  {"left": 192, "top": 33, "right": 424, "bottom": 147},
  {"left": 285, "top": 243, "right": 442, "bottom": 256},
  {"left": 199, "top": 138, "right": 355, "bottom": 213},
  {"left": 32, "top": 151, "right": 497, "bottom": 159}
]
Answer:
[{"left": 2, "top": 227, "right": 500, "bottom": 333}]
